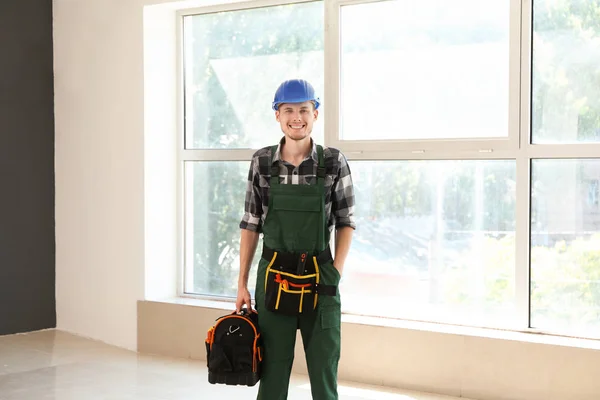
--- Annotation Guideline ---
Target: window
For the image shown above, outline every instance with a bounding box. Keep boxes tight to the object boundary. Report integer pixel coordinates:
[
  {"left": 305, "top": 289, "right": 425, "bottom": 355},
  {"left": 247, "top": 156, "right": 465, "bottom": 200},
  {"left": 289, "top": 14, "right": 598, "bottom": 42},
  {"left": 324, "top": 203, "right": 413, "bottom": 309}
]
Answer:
[
  {"left": 183, "top": 161, "right": 259, "bottom": 297},
  {"left": 528, "top": 0, "right": 600, "bottom": 338},
  {"left": 181, "top": 1, "right": 324, "bottom": 298},
  {"left": 180, "top": 0, "right": 600, "bottom": 340},
  {"left": 340, "top": 0, "right": 510, "bottom": 141},
  {"left": 345, "top": 160, "right": 516, "bottom": 327},
  {"left": 532, "top": 0, "right": 600, "bottom": 144},
  {"left": 182, "top": 1, "right": 324, "bottom": 150},
  {"left": 531, "top": 159, "right": 600, "bottom": 336}
]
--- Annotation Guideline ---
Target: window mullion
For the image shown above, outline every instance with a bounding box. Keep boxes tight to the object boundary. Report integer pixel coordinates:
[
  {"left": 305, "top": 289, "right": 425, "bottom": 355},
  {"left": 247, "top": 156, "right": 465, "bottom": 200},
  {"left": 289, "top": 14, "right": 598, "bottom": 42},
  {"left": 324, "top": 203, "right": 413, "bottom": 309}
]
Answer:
[
  {"left": 515, "top": 154, "right": 532, "bottom": 330},
  {"left": 508, "top": 0, "right": 526, "bottom": 151},
  {"left": 324, "top": 0, "right": 341, "bottom": 149},
  {"left": 515, "top": 0, "right": 532, "bottom": 331}
]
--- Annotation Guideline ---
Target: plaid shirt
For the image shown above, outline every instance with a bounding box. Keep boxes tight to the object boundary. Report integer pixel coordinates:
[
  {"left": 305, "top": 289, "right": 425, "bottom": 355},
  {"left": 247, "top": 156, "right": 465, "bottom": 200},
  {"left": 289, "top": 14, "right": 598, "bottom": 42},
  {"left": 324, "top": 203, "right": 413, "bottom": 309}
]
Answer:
[{"left": 239, "top": 137, "right": 356, "bottom": 234}]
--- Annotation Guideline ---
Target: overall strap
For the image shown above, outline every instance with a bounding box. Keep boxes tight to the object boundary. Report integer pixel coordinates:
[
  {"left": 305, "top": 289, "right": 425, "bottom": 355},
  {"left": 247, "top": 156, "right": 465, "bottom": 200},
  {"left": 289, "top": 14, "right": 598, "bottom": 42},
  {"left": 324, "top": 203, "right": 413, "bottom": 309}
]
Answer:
[
  {"left": 269, "top": 145, "right": 280, "bottom": 187},
  {"left": 316, "top": 145, "right": 325, "bottom": 187}
]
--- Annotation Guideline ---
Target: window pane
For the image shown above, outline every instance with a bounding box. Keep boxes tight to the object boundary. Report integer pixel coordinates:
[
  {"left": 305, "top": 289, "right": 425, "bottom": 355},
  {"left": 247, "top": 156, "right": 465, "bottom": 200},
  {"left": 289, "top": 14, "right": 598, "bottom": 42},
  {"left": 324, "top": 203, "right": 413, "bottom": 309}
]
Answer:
[
  {"left": 184, "top": 161, "right": 261, "bottom": 297},
  {"left": 531, "top": 159, "right": 600, "bottom": 337},
  {"left": 532, "top": 0, "right": 600, "bottom": 143},
  {"left": 183, "top": 2, "right": 324, "bottom": 149},
  {"left": 340, "top": 0, "right": 509, "bottom": 141},
  {"left": 343, "top": 160, "right": 516, "bottom": 327}
]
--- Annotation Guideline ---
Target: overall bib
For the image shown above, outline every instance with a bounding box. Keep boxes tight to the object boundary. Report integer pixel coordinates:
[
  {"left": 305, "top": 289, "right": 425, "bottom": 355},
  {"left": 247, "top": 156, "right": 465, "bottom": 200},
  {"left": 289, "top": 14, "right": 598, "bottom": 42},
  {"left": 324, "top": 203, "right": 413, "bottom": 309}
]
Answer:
[{"left": 255, "top": 144, "right": 341, "bottom": 400}]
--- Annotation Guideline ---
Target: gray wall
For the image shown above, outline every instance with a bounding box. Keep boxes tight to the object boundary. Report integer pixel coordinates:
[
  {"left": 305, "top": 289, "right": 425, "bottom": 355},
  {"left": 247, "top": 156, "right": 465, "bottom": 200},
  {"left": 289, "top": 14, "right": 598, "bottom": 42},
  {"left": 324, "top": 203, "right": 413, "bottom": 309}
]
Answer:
[{"left": 0, "top": 0, "right": 56, "bottom": 335}]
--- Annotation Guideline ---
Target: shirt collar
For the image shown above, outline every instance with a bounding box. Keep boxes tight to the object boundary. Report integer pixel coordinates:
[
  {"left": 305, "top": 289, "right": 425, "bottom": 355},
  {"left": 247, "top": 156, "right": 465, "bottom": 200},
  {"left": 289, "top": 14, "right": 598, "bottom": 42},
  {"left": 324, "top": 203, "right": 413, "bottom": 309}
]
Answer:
[{"left": 272, "top": 137, "right": 318, "bottom": 165}]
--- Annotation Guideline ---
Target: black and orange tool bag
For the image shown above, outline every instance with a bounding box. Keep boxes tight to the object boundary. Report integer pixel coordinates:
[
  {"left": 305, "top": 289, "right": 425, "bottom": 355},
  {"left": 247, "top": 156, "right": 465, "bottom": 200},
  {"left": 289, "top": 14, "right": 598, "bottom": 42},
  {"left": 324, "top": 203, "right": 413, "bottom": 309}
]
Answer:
[
  {"left": 205, "top": 308, "right": 262, "bottom": 386},
  {"left": 262, "top": 245, "right": 337, "bottom": 316}
]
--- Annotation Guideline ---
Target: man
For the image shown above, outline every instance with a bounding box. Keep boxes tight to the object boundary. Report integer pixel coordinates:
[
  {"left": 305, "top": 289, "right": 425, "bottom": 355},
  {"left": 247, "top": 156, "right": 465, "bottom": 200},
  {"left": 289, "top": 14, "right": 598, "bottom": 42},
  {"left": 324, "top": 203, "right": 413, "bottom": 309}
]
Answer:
[{"left": 236, "top": 78, "right": 355, "bottom": 400}]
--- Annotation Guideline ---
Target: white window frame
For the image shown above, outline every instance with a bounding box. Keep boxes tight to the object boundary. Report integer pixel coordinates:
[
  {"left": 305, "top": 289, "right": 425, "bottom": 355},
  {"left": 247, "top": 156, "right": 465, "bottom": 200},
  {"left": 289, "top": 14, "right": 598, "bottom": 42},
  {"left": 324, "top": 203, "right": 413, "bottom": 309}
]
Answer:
[
  {"left": 176, "top": 0, "right": 600, "bottom": 339},
  {"left": 176, "top": 0, "right": 322, "bottom": 295},
  {"left": 324, "top": 0, "right": 523, "bottom": 155}
]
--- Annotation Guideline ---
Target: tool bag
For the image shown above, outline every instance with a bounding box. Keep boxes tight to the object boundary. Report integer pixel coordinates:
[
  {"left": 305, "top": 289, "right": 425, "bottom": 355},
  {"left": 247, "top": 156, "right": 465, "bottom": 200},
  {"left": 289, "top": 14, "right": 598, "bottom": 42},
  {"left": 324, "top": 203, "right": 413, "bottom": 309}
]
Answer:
[
  {"left": 262, "top": 245, "right": 337, "bottom": 316},
  {"left": 205, "top": 308, "right": 262, "bottom": 386}
]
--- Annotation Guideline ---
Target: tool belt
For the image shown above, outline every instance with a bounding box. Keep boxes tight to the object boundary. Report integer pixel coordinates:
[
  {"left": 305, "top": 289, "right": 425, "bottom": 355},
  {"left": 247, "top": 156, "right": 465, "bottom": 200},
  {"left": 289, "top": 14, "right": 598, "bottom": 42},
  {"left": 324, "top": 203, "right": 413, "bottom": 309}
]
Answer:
[{"left": 261, "top": 245, "right": 337, "bottom": 316}]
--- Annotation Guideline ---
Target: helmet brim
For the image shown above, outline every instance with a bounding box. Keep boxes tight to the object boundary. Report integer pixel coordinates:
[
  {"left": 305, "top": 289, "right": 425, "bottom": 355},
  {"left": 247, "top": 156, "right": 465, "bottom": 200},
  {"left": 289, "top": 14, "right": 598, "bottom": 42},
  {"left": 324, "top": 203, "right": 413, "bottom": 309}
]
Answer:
[{"left": 272, "top": 98, "right": 321, "bottom": 111}]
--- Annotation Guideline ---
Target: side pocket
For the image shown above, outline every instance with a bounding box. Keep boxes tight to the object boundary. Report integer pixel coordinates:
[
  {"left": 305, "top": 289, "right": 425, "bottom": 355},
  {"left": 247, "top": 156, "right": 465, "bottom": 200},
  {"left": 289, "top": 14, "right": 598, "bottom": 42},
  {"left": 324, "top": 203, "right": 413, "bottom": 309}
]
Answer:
[
  {"left": 330, "top": 263, "right": 341, "bottom": 283},
  {"left": 208, "top": 343, "right": 233, "bottom": 372},
  {"left": 318, "top": 261, "right": 340, "bottom": 286},
  {"left": 205, "top": 342, "right": 211, "bottom": 368},
  {"left": 321, "top": 306, "right": 341, "bottom": 330},
  {"left": 205, "top": 326, "right": 214, "bottom": 368}
]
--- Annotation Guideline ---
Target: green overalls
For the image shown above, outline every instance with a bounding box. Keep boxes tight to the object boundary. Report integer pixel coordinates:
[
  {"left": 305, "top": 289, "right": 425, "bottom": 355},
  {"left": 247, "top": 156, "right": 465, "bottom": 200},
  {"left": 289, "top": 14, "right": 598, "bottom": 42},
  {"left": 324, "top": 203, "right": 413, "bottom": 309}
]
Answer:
[{"left": 254, "top": 144, "right": 342, "bottom": 400}]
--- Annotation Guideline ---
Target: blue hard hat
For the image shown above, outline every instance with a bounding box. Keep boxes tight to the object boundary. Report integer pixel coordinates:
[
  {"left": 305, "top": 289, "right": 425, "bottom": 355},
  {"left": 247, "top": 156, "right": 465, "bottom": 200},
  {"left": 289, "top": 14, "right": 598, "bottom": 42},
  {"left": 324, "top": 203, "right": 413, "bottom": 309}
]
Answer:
[{"left": 272, "top": 79, "right": 321, "bottom": 111}]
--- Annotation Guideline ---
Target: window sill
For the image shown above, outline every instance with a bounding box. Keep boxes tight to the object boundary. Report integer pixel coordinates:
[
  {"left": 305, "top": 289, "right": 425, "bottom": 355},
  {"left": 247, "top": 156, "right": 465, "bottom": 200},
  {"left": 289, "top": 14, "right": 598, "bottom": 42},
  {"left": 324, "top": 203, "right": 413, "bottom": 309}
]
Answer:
[{"left": 147, "top": 295, "right": 600, "bottom": 351}]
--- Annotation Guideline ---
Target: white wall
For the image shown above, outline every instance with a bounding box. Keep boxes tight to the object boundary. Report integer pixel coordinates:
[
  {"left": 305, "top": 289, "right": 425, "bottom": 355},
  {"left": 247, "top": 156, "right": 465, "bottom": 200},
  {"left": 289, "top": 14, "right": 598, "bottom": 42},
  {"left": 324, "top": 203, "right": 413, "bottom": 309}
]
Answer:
[
  {"left": 53, "top": 0, "right": 238, "bottom": 351},
  {"left": 54, "top": 0, "right": 150, "bottom": 350}
]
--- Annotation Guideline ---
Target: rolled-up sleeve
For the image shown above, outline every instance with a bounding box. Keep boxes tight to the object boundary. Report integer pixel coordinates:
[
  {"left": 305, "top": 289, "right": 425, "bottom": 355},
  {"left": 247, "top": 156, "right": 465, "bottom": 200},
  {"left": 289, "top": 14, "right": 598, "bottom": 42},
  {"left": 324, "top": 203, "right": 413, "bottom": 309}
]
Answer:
[
  {"left": 332, "top": 153, "right": 356, "bottom": 230},
  {"left": 239, "top": 158, "right": 263, "bottom": 232}
]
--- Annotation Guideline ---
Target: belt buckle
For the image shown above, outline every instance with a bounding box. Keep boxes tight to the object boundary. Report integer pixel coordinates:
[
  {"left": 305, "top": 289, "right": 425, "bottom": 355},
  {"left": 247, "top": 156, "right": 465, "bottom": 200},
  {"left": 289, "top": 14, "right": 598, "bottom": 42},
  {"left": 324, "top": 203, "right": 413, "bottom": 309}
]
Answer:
[{"left": 296, "top": 252, "right": 308, "bottom": 275}]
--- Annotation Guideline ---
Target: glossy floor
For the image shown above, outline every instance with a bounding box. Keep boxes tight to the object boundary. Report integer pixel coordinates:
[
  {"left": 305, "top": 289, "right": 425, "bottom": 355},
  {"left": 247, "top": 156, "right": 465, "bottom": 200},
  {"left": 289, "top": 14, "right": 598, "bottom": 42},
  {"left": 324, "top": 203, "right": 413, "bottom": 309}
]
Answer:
[{"left": 0, "top": 330, "right": 471, "bottom": 400}]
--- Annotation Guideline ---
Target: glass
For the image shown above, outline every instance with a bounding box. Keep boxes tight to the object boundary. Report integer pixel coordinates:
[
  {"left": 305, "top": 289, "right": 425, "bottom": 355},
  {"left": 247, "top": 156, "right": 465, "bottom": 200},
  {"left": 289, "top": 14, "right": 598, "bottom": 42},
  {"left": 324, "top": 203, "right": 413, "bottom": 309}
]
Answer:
[
  {"left": 184, "top": 161, "right": 262, "bottom": 297},
  {"left": 183, "top": 2, "right": 324, "bottom": 149},
  {"left": 343, "top": 160, "right": 517, "bottom": 327},
  {"left": 340, "top": 0, "right": 510, "bottom": 141},
  {"left": 531, "top": 159, "right": 600, "bottom": 337},
  {"left": 532, "top": 0, "right": 600, "bottom": 143}
]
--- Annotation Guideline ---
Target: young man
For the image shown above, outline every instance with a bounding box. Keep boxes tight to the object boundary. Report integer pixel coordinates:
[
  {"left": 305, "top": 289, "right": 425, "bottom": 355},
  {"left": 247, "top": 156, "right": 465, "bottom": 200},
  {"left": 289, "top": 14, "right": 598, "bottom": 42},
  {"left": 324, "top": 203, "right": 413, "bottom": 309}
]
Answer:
[{"left": 236, "top": 79, "right": 355, "bottom": 400}]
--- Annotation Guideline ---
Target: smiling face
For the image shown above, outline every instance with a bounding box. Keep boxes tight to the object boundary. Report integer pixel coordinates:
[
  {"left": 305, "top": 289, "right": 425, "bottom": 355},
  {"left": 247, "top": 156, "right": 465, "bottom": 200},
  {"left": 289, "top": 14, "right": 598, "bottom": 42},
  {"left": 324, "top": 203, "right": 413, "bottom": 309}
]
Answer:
[{"left": 275, "top": 101, "right": 318, "bottom": 141}]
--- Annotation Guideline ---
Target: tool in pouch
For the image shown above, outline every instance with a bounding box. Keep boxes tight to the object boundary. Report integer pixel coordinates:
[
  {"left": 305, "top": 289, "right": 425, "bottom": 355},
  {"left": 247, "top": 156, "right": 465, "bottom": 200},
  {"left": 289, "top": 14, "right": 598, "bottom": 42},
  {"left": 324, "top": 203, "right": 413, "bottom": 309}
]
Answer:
[
  {"left": 263, "top": 246, "right": 337, "bottom": 316},
  {"left": 205, "top": 307, "right": 262, "bottom": 386}
]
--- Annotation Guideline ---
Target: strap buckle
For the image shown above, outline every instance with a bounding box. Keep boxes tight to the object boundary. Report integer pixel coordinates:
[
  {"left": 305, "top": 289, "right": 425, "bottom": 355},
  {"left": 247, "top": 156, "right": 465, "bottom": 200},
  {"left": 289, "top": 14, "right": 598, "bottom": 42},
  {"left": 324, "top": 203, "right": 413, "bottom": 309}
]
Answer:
[{"left": 296, "top": 252, "right": 308, "bottom": 275}]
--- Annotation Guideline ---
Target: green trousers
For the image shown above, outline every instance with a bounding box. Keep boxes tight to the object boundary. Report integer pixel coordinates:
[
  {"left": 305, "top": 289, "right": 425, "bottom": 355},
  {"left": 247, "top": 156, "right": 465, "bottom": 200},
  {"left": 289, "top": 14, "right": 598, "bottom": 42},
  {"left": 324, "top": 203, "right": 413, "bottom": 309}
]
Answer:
[{"left": 255, "top": 257, "right": 341, "bottom": 400}]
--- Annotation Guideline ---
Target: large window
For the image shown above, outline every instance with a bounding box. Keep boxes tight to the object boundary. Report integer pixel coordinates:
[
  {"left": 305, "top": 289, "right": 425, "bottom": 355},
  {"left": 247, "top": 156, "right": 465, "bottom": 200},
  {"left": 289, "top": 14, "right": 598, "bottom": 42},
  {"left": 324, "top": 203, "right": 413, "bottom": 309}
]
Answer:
[
  {"left": 179, "top": 0, "right": 600, "bottom": 340},
  {"left": 181, "top": 0, "right": 324, "bottom": 298}
]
